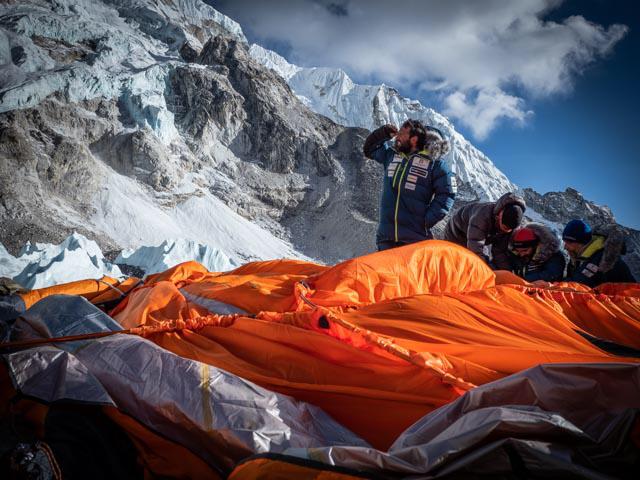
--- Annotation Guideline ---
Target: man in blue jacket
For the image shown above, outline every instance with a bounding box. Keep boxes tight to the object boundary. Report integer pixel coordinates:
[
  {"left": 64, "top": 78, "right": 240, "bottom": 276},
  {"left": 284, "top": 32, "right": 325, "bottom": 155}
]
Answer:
[
  {"left": 363, "top": 119, "right": 456, "bottom": 251},
  {"left": 562, "top": 219, "right": 636, "bottom": 287}
]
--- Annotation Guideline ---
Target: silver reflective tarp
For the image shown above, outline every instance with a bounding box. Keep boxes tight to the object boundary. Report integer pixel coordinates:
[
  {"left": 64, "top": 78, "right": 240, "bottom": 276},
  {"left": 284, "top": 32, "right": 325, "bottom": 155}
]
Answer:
[
  {"left": 3, "top": 295, "right": 369, "bottom": 474},
  {"left": 7, "top": 346, "right": 115, "bottom": 405},
  {"left": 180, "top": 289, "right": 249, "bottom": 315},
  {"left": 286, "top": 363, "right": 640, "bottom": 478}
]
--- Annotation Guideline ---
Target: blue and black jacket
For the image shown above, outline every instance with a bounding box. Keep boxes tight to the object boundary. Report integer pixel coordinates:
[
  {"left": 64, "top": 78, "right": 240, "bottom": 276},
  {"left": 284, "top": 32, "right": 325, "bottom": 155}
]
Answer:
[
  {"left": 363, "top": 125, "right": 456, "bottom": 245},
  {"left": 567, "top": 234, "right": 636, "bottom": 287}
]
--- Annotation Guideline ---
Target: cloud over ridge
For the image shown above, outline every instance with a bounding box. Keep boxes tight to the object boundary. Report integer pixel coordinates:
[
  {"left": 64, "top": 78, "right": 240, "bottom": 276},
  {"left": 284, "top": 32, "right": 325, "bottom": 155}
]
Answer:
[{"left": 212, "top": 0, "right": 627, "bottom": 139}]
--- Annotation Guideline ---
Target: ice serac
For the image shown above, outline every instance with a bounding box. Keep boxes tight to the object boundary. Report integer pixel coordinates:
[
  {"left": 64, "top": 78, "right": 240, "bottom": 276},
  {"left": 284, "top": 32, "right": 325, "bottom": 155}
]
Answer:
[
  {"left": 117, "top": 239, "right": 236, "bottom": 276},
  {"left": 11, "top": 232, "right": 122, "bottom": 289}
]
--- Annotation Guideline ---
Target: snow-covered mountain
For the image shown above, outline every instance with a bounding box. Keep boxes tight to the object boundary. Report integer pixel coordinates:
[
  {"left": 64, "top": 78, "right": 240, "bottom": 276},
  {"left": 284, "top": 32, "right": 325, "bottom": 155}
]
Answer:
[
  {"left": 0, "top": 0, "right": 637, "bottom": 280},
  {"left": 248, "top": 44, "right": 640, "bottom": 275},
  {"left": 249, "top": 44, "right": 516, "bottom": 202}
]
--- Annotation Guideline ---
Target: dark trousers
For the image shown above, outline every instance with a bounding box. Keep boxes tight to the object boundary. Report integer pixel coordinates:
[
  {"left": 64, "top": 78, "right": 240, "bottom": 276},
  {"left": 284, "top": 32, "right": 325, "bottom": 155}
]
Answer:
[
  {"left": 377, "top": 240, "right": 409, "bottom": 251},
  {"left": 377, "top": 231, "right": 433, "bottom": 252}
]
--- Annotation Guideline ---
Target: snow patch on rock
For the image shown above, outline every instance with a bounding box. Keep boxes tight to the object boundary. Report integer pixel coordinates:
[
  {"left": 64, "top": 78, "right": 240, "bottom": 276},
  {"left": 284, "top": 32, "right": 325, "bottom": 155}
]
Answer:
[{"left": 91, "top": 168, "right": 309, "bottom": 265}]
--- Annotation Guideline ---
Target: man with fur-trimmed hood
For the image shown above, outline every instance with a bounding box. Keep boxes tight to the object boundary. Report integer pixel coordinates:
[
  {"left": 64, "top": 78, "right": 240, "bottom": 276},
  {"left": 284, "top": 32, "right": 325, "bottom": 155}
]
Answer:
[
  {"left": 363, "top": 119, "right": 456, "bottom": 251},
  {"left": 508, "top": 223, "right": 566, "bottom": 282},
  {"left": 443, "top": 192, "right": 526, "bottom": 270},
  {"left": 562, "top": 220, "right": 635, "bottom": 287}
]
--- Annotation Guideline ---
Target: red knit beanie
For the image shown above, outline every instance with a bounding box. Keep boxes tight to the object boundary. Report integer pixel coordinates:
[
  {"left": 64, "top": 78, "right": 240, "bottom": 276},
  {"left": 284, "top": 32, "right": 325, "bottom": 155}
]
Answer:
[{"left": 511, "top": 227, "right": 538, "bottom": 248}]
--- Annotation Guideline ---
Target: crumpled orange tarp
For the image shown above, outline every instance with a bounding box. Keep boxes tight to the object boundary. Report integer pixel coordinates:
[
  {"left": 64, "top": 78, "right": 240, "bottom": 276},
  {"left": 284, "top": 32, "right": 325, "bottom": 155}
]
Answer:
[
  {"left": 7, "top": 240, "right": 640, "bottom": 477},
  {"left": 104, "top": 241, "right": 640, "bottom": 450}
]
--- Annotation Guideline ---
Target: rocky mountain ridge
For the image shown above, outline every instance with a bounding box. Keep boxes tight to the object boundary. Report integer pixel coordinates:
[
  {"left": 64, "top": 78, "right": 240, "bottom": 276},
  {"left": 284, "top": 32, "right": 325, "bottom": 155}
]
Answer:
[
  {"left": 0, "top": 0, "right": 637, "bottom": 277},
  {"left": 249, "top": 44, "right": 639, "bottom": 276},
  {"left": 249, "top": 44, "right": 516, "bottom": 203}
]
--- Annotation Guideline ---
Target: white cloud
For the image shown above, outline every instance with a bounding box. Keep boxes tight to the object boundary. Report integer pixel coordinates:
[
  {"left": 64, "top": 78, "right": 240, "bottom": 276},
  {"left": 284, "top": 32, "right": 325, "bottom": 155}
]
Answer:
[
  {"left": 211, "top": 0, "right": 628, "bottom": 139},
  {"left": 444, "top": 89, "right": 534, "bottom": 140}
]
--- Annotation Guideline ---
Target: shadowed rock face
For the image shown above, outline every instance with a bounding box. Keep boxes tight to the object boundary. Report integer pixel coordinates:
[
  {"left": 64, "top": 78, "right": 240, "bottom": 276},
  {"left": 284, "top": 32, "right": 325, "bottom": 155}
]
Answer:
[
  {"left": 0, "top": 17, "right": 381, "bottom": 262},
  {"left": 182, "top": 35, "right": 382, "bottom": 261},
  {"left": 0, "top": 96, "right": 121, "bottom": 254}
]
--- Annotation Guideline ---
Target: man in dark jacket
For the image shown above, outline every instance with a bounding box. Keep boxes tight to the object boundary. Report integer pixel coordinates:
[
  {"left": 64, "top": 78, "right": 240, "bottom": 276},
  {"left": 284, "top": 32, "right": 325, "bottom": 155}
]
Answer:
[
  {"left": 562, "top": 219, "right": 636, "bottom": 287},
  {"left": 443, "top": 192, "right": 526, "bottom": 269},
  {"left": 508, "top": 223, "right": 566, "bottom": 282},
  {"left": 363, "top": 119, "right": 456, "bottom": 251}
]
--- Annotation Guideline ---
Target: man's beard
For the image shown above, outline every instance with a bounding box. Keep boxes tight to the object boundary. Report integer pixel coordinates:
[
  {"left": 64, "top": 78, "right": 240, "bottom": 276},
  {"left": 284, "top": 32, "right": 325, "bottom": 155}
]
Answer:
[{"left": 396, "top": 142, "right": 412, "bottom": 154}]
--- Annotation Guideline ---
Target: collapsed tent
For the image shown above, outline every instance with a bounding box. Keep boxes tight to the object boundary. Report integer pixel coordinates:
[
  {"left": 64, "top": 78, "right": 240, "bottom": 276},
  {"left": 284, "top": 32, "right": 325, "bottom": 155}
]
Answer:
[{"left": 1, "top": 240, "right": 639, "bottom": 478}]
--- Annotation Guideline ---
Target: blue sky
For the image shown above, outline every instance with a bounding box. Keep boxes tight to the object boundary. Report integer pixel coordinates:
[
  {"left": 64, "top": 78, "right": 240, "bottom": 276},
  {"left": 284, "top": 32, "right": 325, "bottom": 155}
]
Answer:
[
  {"left": 478, "top": 1, "right": 639, "bottom": 229},
  {"left": 212, "top": 1, "right": 639, "bottom": 228}
]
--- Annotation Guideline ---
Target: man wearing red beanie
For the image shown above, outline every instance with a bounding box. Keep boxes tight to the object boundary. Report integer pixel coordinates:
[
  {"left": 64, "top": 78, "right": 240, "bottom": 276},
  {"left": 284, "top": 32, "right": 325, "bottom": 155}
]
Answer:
[{"left": 508, "top": 223, "right": 566, "bottom": 282}]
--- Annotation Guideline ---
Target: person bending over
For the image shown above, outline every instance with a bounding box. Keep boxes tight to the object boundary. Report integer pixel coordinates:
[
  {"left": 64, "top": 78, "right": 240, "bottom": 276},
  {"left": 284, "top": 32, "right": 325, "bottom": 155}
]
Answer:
[
  {"left": 444, "top": 192, "right": 526, "bottom": 269},
  {"left": 508, "top": 223, "right": 566, "bottom": 282},
  {"left": 562, "top": 219, "right": 635, "bottom": 287}
]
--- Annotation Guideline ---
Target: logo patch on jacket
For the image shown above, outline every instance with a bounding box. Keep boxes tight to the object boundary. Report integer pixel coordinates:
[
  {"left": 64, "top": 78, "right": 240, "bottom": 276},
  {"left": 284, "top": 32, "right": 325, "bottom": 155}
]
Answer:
[
  {"left": 412, "top": 157, "right": 431, "bottom": 169},
  {"left": 409, "top": 166, "right": 429, "bottom": 178},
  {"left": 450, "top": 176, "right": 457, "bottom": 193},
  {"left": 409, "top": 157, "right": 430, "bottom": 178},
  {"left": 387, "top": 156, "right": 402, "bottom": 177},
  {"left": 581, "top": 263, "right": 599, "bottom": 278}
]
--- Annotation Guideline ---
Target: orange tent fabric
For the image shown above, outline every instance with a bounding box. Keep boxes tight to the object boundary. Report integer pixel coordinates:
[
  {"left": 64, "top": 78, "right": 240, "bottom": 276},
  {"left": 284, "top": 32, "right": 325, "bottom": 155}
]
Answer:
[
  {"left": 106, "top": 241, "right": 640, "bottom": 449},
  {"left": 5, "top": 240, "right": 639, "bottom": 475},
  {"left": 104, "top": 408, "right": 224, "bottom": 479},
  {"left": 306, "top": 240, "right": 495, "bottom": 307},
  {"left": 18, "top": 276, "right": 141, "bottom": 309},
  {"left": 228, "top": 455, "right": 367, "bottom": 480}
]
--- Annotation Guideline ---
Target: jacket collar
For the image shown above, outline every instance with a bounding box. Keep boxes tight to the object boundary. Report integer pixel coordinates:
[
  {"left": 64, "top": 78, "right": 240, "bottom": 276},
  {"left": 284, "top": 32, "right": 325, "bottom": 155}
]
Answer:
[{"left": 578, "top": 235, "right": 605, "bottom": 260}]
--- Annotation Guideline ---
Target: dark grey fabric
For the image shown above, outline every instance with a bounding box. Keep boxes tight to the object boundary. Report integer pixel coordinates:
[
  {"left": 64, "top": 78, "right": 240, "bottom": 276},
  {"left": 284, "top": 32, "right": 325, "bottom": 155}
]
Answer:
[
  {"left": 444, "top": 192, "right": 526, "bottom": 269},
  {"left": 287, "top": 363, "right": 640, "bottom": 478},
  {"left": 0, "top": 294, "right": 25, "bottom": 340},
  {"left": 3, "top": 295, "right": 369, "bottom": 476}
]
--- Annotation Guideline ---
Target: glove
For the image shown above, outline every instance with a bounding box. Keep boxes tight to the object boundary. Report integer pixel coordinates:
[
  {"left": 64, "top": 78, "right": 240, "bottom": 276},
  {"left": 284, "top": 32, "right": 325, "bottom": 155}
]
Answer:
[{"left": 383, "top": 124, "right": 398, "bottom": 138}]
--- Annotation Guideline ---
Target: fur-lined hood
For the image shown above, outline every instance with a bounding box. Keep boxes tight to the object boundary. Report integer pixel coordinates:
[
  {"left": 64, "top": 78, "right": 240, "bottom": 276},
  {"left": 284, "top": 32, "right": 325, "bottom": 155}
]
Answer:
[
  {"left": 493, "top": 192, "right": 526, "bottom": 215},
  {"left": 510, "top": 222, "right": 561, "bottom": 264},
  {"left": 592, "top": 223, "right": 627, "bottom": 273},
  {"left": 423, "top": 130, "right": 450, "bottom": 161}
]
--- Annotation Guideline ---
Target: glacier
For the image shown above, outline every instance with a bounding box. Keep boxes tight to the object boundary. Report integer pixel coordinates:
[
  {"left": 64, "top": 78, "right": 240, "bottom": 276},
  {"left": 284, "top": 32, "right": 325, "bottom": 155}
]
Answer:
[{"left": 5, "top": 232, "right": 122, "bottom": 289}]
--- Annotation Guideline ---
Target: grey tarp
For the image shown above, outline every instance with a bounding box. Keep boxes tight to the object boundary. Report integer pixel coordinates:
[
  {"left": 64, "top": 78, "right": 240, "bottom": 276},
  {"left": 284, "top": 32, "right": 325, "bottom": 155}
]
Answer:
[
  {"left": 3, "top": 295, "right": 369, "bottom": 474},
  {"left": 0, "top": 293, "right": 25, "bottom": 337},
  {"left": 285, "top": 362, "right": 640, "bottom": 478}
]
